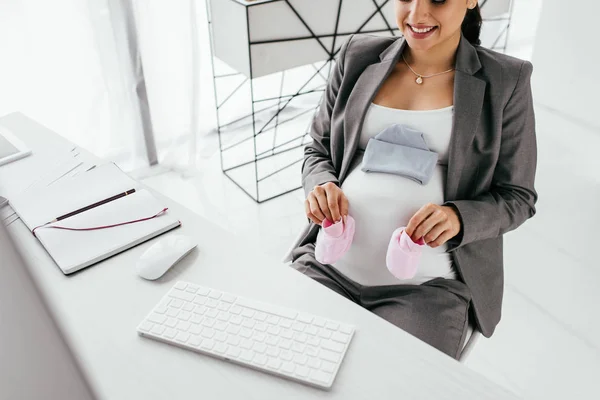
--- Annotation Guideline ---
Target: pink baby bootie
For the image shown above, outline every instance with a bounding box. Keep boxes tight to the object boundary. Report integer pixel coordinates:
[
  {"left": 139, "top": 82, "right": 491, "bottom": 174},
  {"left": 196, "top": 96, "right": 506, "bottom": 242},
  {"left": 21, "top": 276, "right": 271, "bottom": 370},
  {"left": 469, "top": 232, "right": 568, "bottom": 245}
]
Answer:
[
  {"left": 386, "top": 227, "right": 425, "bottom": 280},
  {"left": 315, "top": 215, "right": 356, "bottom": 265}
]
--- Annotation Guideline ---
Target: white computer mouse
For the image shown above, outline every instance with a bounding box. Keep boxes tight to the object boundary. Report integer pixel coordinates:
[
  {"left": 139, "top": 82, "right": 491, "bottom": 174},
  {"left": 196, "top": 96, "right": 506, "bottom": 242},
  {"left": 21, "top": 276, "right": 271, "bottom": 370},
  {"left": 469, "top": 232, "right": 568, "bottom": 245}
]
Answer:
[{"left": 136, "top": 235, "right": 197, "bottom": 280}]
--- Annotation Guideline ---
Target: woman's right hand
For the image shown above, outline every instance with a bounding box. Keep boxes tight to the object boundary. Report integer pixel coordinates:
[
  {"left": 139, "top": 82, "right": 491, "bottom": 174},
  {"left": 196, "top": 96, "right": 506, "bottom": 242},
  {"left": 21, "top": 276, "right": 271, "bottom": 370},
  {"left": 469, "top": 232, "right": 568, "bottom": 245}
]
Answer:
[{"left": 305, "top": 182, "right": 349, "bottom": 225}]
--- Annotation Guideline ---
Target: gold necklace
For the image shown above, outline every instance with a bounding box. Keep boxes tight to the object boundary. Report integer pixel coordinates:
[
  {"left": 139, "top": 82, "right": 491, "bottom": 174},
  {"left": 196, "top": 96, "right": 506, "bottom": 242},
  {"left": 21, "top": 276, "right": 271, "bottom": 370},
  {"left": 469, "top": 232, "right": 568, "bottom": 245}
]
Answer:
[{"left": 402, "top": 54, "right": 455, "bottom": 85}]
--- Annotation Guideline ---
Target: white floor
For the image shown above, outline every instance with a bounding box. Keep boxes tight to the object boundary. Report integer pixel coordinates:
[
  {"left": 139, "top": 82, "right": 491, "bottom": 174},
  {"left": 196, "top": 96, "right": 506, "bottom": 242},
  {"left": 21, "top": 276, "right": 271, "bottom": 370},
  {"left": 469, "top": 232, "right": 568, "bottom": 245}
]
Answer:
[{"left": 139, "top": 2, "right": 600, "bottom": 399}]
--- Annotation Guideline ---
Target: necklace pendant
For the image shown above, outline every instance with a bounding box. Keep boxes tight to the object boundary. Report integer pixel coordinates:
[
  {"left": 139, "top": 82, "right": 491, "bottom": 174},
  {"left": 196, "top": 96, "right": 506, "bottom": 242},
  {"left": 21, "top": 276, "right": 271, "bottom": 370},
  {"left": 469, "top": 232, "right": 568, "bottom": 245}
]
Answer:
[{"left": 416, "top": 76, "right": 423, "bottom": 85}]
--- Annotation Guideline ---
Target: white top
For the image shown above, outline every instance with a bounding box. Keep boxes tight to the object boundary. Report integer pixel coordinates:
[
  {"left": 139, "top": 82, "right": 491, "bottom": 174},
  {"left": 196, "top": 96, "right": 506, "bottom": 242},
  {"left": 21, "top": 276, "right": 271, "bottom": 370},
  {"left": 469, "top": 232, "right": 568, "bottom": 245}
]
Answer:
[{"left": 331, "top": 103, "right": 458, "bottom": 286}]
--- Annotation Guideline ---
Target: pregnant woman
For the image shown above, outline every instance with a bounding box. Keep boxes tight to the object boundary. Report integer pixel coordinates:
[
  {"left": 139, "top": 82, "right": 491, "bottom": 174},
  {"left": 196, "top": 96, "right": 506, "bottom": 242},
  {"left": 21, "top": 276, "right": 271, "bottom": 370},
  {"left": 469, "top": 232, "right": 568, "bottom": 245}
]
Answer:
[{"left": 290, "top": 0, "right": 538, "bottom": 359}]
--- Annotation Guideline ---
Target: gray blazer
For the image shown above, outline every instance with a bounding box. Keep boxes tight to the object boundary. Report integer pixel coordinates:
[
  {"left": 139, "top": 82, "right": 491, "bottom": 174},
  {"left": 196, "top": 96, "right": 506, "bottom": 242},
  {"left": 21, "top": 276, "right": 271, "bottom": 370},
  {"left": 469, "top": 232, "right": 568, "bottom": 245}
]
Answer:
[{"left": 294, "top": 33, "right": 538, "bottom": 338}]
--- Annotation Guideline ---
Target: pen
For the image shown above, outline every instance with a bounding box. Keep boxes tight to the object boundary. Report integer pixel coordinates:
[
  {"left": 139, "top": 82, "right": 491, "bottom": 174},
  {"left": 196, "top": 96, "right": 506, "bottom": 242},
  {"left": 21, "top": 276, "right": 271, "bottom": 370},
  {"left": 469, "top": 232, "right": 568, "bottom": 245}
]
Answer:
[{"left": 50, "top": 189, "right": 136, "bottom": 223}]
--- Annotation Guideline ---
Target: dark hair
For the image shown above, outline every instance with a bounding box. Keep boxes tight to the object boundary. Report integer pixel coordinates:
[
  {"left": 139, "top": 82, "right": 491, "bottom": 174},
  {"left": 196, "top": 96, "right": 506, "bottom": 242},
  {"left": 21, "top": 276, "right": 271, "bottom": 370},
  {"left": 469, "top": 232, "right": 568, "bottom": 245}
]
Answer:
[{"left": 461, "top": 5, "right": 482, "bottom": 46}]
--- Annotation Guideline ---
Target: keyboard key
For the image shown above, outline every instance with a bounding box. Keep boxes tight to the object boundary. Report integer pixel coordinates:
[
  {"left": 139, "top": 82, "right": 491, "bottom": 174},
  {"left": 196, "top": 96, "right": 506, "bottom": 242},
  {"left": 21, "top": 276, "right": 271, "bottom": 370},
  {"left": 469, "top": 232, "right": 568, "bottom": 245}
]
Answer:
[
  {"left": 252, "top": 343, "right": 267, "bottom": 354},
  {"left": 154, "top": 306, "right": 168, "bottom": 315},
  {"left": 322, "top": 340, "right": 344, "bottom": 353},
  {"left": 293, "top": 354, "right": 308, "bottom": 365},
  {"left": 200, "top": 339, "right": 215, "bottom": 351},
  {"left": 292, "top": 322, "right": 307, "bottom": 332},
  {"left": 190, "top": 324, "right": 202, "bottom": 335},
  {"left": 169, "top": 299, "right": 184, "bottom": 309},
  {"left": 214, "top": 343, "right": 228, "bottom": 354},
  {"left": 174, "top": 282, "right": 187, "bottom": 290},
  {"left": 217, "top": 303, "right": 231, "bottom": 312},
  {"left": 266, "top": 346, "right": 280, "bottom": 358},
  {"left": 278, "top": 339, "right": 292, "bottom": 350},
  {"left": 229, "top": 305, "right": 243, "bottom": 315},
  {"left": 307, "top": 336, "right": 321, "bottom": 347},
  {"left": 340, "top": 325, "right": 353, "bottom": 335},
  {"left": 139, "top": 321, "right": 153, "bottom": 333},
  {"left": 266, "top": 358, "right": 282, "bottom": 371},
  {"left": 280, "top": 350, "right": 294, "bottom": 361},
  {"left": 226, "top": 325, "right": 241, "bottom": 335},
  {"left": 305, "top": 346, "right": 319, "bottom": 358},
  {"left": 227, "top": 335, "right": 241, "bottom": 347},
  {"left": 230, "top": 315, "right": 243, "bottom": 325},
  {"left": 313, "top": 317, "right": 326, "bottom": 327},
  {"left": 294, "top": 332, "right": 308, "bottom": 343},
  {"left": 226, "top": 347, "right": 241, "bottom": 359},
  {"left": 295, "top": 365, "right": 310, "bottom": 378},
  {"left": 215, "top": 332, "right": 228, "bottom": 342},
  {"left": 202, "top": 318, "right": 216, "bottom": 328},
  {"left": 239, "top": 328, "right": 253, "bottom": 338},
  {"left": 267, "top": 325, "right": 281, "bottom": 336},
  {"left": 165, "top": 318, "right": 178, "bottom": 328},
  {"left": 150, "top": 325, "right": 166, "bottom": 335},
  {"left": 178, "top": 311, "right": 191, "bottom": 321},
  {"left": 265, "top": 335, "right": 279, "bottom": 346},
  {"left": 214, "top": 321, "right": 228, "bottom": 331},
  {"left": 217, "top": 312, "right": 231, "bottom": 322},
  {"left": 281, "top": 361, "right": 295, "bottom": 374},
  {"left": 190, "top": 314, "right": 203, "bottom": 325},
  {"left": 193, "top": 296, "right": 207, "bottom": 306},
  {"left": 305, "top": 325, "right": 318, "bottom": 336},
  {"left": 207, "top": 299, "right": 219, "bottom": 308},
  {"left": 255, "top": 323, "right": 268, "bottom": 332},
  {"left": 206, "top": 309, "right": 219, "bottom": 319},
  {"left": 266, "top": 315, "right": 280, "bottom": 325},
  {"left": 320, "top": 349, "right": 340, "bottom": 363},
  {"left": 240, "top": 350, "right": 254, "bottom": 362},
  {"left": 208, "top": 291, "right": 222, "bottom": 300},
  {"left": 253, "top": 354, "right": 268, "bottom": 366},
  {"left": 291, "top": 342, "right": 305, "bottom": 354},
  {"left": 281, "top": 329, "right": 294, "bottom": 340},
  {"left": 201, "top": 328, "right": 215, "bottom": 339},
  {"left": 194, "top": 305, "right": 207, "bottom": 316},
  {"left": 332, "top": 332, "right": 351, "bottom": 344},
  {"left": 319, "top": 329, "right": 332, "bottom": 339},
  {"left": 325, "top": 321, "right": 339, "bottom": 331},
  {"left": 241, "top": 308, "right": 255, "bottom": 318},
  {"left": 297, "top": 314, "right": 314, "bottom": 324},
  {"left": 321, "top": 360, "right": 335, "bottom": 373},
  {"left": 175, "top": 332, "right": 190, "bottom": 343},
  {"left": 196, "top": 286, "right": 211, "bottom": 296},
  {"left": 309, "top": 370, "right": 333, "bottom": 386},
  {"left": 307, "top": 357, "right": 321, "bottom": 370},
  {"left": 171, "top": 290, "right": 194, "bottom": 302},
  {"left": 280, "top": 318, "right": 293, "bottom": 329},
  {"left": 164, "top": 328, "right": 177, "bottom": 339},
  {"left": 176, "top": 321, "right": 191, "bottom": 332},
  {"left": 242, "top": 319, "right": 256, "bottom": 329},
  {"left": 186, "top": 285, "right": 199, "bottom": 294},
  {"left": 240, "top": 339, "right": 253, "bottom": 350},
  {"left": 235, "top": 297, "right": 297, "bottom": 320},
  {"left": 252, "top": 332, "right": 266, "bottom": 343},
  {"left": 189, "top": 335, "right": 202, "bottom": 348},
  {"left": 166, "top": 308, "right": 180, "bottom": 318},
  {"left": 182, "top": 303, "right": 194, "bottom": 312},
  {"left": 254, "top": 311, "right": 266, "bottom": 321},
  {"left": 147, "top": 313, "right": 166, "bottom": 324},
  {"left": 221, "top": 294, "right": 237, "bottom": 303}
]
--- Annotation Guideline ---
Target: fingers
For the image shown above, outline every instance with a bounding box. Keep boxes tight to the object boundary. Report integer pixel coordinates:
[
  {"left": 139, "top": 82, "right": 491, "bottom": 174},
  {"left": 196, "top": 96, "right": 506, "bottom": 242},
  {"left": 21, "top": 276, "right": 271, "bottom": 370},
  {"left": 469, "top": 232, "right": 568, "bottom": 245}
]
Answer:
[
  {"left": 306, "top": 194, "right": 326, "bottom": 223},
  {"left": 429, "top": 230, "right": 454, "bottom": 248},
  {"left": 313, "top": 186, "right": 333, "bottom": 222},
  {"left": 423, "top": 222, "right": 446, "bottom": 245},
  {"left": 304, "top": 200, "right": 321, "bottom": 225},
  {"left": 405, "top": 203, "right": 436, "bottom": 240},
  {"left": 339, "top": 193, "right": 349, "bottom": 219}
]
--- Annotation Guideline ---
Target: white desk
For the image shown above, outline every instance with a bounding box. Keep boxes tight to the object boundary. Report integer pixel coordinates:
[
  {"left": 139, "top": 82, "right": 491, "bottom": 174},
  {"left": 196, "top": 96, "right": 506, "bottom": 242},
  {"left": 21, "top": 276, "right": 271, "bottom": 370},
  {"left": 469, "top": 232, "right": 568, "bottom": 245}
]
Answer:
[{"left": 0, "top": 114, "right": 519, "bottom": 399}]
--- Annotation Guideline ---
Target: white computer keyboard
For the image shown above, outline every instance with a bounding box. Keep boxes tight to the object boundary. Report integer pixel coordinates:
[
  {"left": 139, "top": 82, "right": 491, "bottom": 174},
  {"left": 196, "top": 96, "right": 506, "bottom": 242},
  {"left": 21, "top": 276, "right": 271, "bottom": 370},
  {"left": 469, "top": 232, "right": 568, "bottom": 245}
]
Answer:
[{"left": 137, "top": 281, "right": 355, "bottom": 390}]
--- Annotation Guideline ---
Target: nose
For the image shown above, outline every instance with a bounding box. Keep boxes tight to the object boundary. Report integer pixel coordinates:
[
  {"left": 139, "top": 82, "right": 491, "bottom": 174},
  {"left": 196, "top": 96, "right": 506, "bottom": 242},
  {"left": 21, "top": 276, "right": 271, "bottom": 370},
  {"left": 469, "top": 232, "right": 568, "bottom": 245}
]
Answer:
[{"left": 408, "top": 0, "right": 430, "bottom": 23}]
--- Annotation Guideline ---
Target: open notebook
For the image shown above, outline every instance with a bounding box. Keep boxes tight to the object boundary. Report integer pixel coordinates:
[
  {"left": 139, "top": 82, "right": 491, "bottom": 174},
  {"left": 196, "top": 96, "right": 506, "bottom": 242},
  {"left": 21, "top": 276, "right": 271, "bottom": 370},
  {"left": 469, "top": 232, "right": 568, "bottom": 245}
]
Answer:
[{"left": 11, "top": 163, "right": 181, "bottom": 274}]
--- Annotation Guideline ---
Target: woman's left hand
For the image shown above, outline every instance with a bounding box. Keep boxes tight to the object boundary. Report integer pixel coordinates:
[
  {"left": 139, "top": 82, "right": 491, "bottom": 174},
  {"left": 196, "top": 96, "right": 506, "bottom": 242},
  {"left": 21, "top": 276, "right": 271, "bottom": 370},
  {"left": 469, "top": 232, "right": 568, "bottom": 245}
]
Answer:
[{"left": 405, "top": 203, "right": 462, "bottom": 248}]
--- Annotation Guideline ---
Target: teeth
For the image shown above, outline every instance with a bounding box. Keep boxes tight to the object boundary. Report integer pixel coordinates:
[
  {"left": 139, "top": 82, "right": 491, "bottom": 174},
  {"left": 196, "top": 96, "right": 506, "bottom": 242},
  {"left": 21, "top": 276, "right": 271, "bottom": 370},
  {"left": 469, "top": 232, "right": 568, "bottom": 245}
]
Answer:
[{"left": 411, "top": 25, "right": 434, "bottom": 33}]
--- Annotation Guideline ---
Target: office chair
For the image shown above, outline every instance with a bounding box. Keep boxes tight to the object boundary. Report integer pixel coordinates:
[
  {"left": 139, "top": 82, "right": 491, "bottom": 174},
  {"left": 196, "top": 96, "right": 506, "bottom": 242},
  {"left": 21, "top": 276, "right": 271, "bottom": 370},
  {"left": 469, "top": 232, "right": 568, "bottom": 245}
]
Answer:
[{"left": 282, "top": 227, "right": 481, "bottom": 363}]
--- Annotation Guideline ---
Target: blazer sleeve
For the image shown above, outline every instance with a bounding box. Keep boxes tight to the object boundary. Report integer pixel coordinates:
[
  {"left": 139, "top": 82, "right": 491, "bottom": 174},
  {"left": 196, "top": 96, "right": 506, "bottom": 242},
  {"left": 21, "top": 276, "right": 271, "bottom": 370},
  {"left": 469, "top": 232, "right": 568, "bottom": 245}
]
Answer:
[
  {"left": 301, "top": 35, "right": 354, "bottom": 199},
  {"left": 444, "top": 61, "right": 538, "bottom": 251}
]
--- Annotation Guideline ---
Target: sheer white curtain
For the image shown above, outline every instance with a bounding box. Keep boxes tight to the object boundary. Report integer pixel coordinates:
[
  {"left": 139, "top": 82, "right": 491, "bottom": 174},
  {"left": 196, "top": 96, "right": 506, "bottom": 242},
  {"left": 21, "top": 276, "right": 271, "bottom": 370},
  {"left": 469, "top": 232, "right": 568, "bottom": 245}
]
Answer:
[{"left": 0, "top": 0, "right": 210, "bottom": 171}]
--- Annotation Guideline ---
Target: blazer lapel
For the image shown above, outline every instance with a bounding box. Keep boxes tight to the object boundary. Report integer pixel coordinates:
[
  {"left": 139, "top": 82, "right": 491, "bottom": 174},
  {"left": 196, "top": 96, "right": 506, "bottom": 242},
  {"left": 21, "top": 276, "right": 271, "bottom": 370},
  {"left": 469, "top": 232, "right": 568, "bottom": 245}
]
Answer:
[
  {"left": 445, "top": 35, "right": 486, "bottom": 201},
  {"left": 339, "top": 38, "right": 407, "bottom": 181}
]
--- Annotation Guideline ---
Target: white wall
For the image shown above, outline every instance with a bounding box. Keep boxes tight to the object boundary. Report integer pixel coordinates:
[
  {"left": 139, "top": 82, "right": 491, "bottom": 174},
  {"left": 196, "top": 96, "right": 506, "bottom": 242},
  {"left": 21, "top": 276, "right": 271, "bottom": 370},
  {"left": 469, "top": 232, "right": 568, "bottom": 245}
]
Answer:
[{"left": 531, "top": 0, "right": 600, "bottom": 130}]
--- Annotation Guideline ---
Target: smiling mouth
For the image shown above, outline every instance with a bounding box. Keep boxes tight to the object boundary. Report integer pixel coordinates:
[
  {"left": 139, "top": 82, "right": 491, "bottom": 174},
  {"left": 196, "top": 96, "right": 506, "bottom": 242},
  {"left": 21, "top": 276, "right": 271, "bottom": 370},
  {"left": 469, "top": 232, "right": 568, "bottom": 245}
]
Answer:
[{"left": 408, "top": 24, "right": 438, "bottom": 34}]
